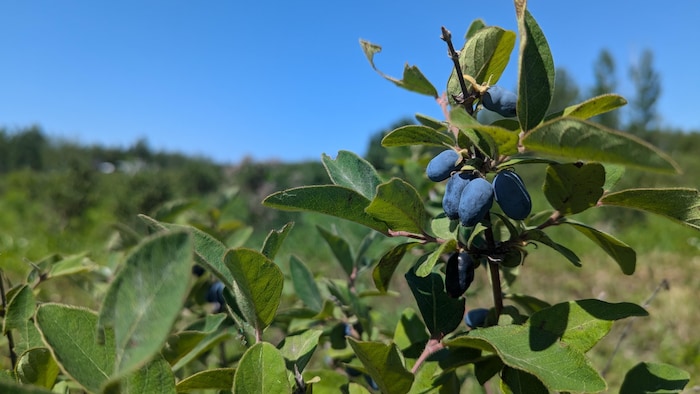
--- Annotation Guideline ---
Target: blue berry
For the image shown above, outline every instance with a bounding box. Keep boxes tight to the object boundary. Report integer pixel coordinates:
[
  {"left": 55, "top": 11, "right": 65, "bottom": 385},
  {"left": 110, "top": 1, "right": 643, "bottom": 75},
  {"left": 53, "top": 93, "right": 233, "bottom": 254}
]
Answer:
[
  {"left": 443, "top": 172, "right": 473, "bottom": 219},
  {"left": 445, "top": 252, "right": 475, "bottom": 298},
  {"left": 426, "top": 150, "right": 462, "bottom": 182},
  {"left": 482, "top": 86, "right": 517, "bottom": 117},
  {"left": 458, "top": 177, "right": 494, "bottom": 227},
  {"left": 493, "top": 170, "right": 532, "bottom": 220},
  {"left": 465, "top": 308, "right": 490, "bottom": 328}
]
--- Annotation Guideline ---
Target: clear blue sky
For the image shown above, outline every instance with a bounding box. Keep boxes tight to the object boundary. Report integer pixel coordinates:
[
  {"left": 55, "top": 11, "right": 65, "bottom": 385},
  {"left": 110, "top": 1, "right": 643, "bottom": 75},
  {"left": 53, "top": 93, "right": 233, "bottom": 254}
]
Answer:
[{"left": 1, "top": 1, "right": 699, "bottom": 164}]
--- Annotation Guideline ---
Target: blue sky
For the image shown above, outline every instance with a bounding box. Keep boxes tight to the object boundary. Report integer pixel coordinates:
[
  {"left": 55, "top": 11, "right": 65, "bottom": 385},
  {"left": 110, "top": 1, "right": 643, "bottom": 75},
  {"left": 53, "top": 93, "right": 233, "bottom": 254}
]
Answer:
[{"left": 1, "top": 1, "right": 699, "bottom": 164}]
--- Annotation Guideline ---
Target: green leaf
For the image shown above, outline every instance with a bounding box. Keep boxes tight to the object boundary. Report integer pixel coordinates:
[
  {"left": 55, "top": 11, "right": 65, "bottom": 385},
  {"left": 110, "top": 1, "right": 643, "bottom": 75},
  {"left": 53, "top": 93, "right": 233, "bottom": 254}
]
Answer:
[
  {"left": 600, "top": 188, "right": 700, "bottom": 231},
  {"left": 47, "top": 253, "right": 96, "bottom": 279},
  {"left": 430, "top": 214, "right": 459, "bottom": 240},
  {"left": 415, "top": 239, "right": 457, "bottom": 277},
  {"left": 263, "top": 185, "right": 390, "bottom": 234},
  {"left": 163, "top": 313, "right": 228, "bottom": 368},
  {"left": 278, "top": 329, "right": 323, "bottom": 373},
  {"left": 602, "top": 163, "right": 626, "bottom": 192},
  {"left": 359, "top": 39, "right": 437, "bottom": 97},
  {"left": 224, "top": 248, "right": 284, "bottom": 332},
  {"left": 111, "top": 355, "right": 176, "bottom": 394},
  {"left": 15, "top": 348, "right": 60, "bottom": 389},
  {"left": 545, "top": 94, "right": 627, "bottom": 121},
  {"left": 36, "top": 304, "right": 114, "bottom": 393},
  {"left": 501, "top": 366, "right": 549, "bottom": 393},
  {"left": 176, "top": 368, "right": 236, "bottom": 392},
  {"left": 393, "top": 308, "right": 429, "bottom": 354},
  {"left": 97, "top": 231, "right": 193, "bottom": 378},
  {"left": 322, "top": 150, "right": 383, "bottom": 200},
  {"left": 0, "top": 381, "right": 54, "bottom": 394},
  {"left": 415, "top": 113, "right": 447, "bottom": 130},
  {"left": 373, "top": 242, "right": 420, "bottom": 293},
  {"left": 516, "top": 8, "right": 555, "bottom": 131},
  {"left": 543, "top": 162, "right": 605, "bottom": 215},
  {"left": 497, "top": 156, "right": 559, "bottom": 168},
  {"left": 289, "top": 256, "right": 323, "bottom": 312},
  {"left": 138, "top": 215, "right": 233, "bottom": 285},
  {"left": 347, "top": 338, "right": 414, "bottom": 394},
  {"left": 302, "top": 370, "right": 350, "bottom": 394},
  {"left": 170, "top": 327, "right": 234, "bottom": 372},
  {"left": 563, "top": 220, "right": 637, "bottom": 275},
  {"left": 317, "top": 226, "right": 355, "bottom": 277},
  {"left": 465, "top": 18, "right": 486, "bottom": 40},
  {"left": 620, "top": 362, "right": 690, "bottom": 394},
  {"left": 446, "top": 324, "right": 606, "bottom": 392},
  {"left": 522, "top": 118, "right": 681, "bottom": 173},
  {"left": 528, "top": 299, "right": 648, "bottom": 353},
  {"left": 523, "top": 228, "right": 581, "bottom": 267},
  {"left": 404, "top": 269, "right": 465, "bottom": 338},
  {"left": 450, "top": 107, "right": 519, "bottom": 156},
  {"left": 233, "top": 342, "right": 291, "bottom": 393},
  {"left": 505, "top": 294, "right": 551, "bottom": 316},
  {"left": 365, "top": 178, "right": 428, "bottom": 234},
  {"left": 381, "top": 125, "right": 454, "bottom": 148},
  {"left": 3, "top": 285, "right": 35, "bottom": 333},
  {"left": 261, "top": 222, "right": 294, "bottom": 259},
  {"left": 447, "top": 26, "right": 516, "bottom": 98}
]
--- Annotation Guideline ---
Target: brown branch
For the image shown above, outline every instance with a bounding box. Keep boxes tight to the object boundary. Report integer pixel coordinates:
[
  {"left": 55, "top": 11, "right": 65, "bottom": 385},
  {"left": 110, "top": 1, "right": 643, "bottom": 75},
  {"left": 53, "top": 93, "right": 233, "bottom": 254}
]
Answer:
[
  {"left": 440, "top": 26, "right": 473, "bottom": 115},
  {"left": 483, "top": 214, "right": 503, "bottom": 319}
]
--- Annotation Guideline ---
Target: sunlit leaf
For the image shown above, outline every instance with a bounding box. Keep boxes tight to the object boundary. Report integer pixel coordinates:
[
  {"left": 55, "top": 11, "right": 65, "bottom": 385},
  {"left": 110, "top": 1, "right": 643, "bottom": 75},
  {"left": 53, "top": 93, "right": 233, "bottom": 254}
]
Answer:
[
  {"left": 545, "top": 94, "right": 627, "bottom": 121},
  {"left": 97, "top": 231, "right": 193, "bottom": 378},
  {"left": 381, "top": 125, "right": 454, "bottom": 148},
  {"left": 289, "top": 256, "right": 323, "bottom": 312},
  {"left": 620, "top": 362, "right": 689, "bottom": 393},
  {"left": 516, "top": 8, "right": 555, "bottom": 131},
  {"left": 365, "top": 178, "right": 428, "bottom": 234},
  {"left": 224, "top": 248, "right": 284, "bottom": 332},
  {"left": 176, "top": 368, "right": 236, "bottom": 392},
  {"left": 263, "top": 185, "right": 390, "bottom": 234},
  {"left": 261, "top": 222, "right": 294, "bottom": 259},
  {"left": 523, "top": 118, "right": 681, "bottom": 173},
  {"left": 322, "top": 150, "right": 383, "bottom": 200},
  {"left": 233, "top": 342, "right": 291, "bottom": 393},
  {"left": 16, "top": 348, "right": 60, "bottom": 389},
  {"left": 600, "top": 188, "right": 700, "bottom": 231},
  {"left": 563, "top": 220, "right": 636, "bottom": 275},
  {"left": 359, "top": 39, "right": 438, "bottom": 97}
]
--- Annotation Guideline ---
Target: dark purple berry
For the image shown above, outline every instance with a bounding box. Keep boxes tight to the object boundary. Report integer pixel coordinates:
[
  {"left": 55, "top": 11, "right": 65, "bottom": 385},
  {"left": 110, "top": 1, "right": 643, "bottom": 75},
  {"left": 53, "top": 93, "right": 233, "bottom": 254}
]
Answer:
[
  {"left": 482, "top": 86, "right": 517, "bottom": 117},
  {"left": 458, "top": 177, "right": 494, "bottom": 227},
  {"left": 443, "top": 172, "right": 473, "bottom": 219},
  {"left": 426, "top": 149, "right": 462, "bottom": 182},
  {"left": 465, "top": 308, "right": 490, "bottom": 328},
  {"left": 493, "top": 170, "right": 532, "bottom": 220},
  {"left": 445, "top": 252, "right": 475, "bottom": 298}
]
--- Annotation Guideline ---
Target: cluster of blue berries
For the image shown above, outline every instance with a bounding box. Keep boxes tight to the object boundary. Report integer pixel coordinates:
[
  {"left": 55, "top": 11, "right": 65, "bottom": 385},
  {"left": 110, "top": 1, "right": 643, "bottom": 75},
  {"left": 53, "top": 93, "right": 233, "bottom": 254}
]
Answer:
[{"left": 427, "top": 150, "right": 532, "bottom": 227}]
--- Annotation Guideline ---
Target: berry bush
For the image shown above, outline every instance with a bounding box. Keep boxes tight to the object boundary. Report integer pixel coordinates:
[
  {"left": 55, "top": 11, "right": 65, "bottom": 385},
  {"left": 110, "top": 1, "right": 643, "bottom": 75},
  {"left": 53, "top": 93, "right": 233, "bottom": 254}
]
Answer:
[{"left": 1, "top": 1, "right": 697, "bottom": 393}]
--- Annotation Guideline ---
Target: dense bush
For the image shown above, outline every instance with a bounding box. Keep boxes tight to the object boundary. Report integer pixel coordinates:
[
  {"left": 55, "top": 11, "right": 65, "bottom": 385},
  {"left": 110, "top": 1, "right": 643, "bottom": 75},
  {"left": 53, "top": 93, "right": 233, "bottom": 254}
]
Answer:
[{"left": 0, "top": 1, "right": 697, "bottom": 393}]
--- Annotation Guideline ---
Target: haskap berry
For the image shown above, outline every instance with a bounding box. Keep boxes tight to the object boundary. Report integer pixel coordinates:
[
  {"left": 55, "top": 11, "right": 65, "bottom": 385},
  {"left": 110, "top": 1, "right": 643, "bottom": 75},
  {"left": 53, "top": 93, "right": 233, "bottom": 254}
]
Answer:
[
  {"left": 465, "top": 308, "right": 490, "bottom": 328},
  {"left": 443, "top": 172, "right": 473, "bottom": 220},
  {"left": 493, "top": 170, "right": 532, "bottom": 220},
  {"left": 458, "top": 177, "right": 494, "bottom": 227},
  {"left": 481, "top": 85, "right": 517, "bottom": 117},
  {"left": 445, "top": 251, "right": 475, "bottom": 298},
  {"left": 426, "top": 149, "right": 462, "bottom": 182}
]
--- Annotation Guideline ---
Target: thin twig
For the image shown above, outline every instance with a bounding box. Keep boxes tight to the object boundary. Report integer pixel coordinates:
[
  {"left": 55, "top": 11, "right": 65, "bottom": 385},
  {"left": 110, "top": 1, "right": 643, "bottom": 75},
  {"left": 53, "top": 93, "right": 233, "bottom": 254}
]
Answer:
[
  {"left": 0, "top": 270, "right": 17, "bottom": 368},
  {"left": 601, "top": 279, "right": 670, "bottom": 377},
  {"left": 440, "top": 26, "right": 473, "bottom": 115},
  {"left": 536, "top": 211, "right": 562, "bottom": 230},
  {"left": 483, "top": 214, "right": 503, "bottom": 318}
]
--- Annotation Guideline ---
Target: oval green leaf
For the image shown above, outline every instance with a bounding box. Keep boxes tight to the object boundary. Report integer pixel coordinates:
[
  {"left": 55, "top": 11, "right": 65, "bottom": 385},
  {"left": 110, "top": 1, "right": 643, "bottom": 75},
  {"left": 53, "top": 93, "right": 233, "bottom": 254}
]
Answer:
[
  {"left": 233, "top": 342, "right": 291, "bottom": 393},
  {"left": 381, "top": 125, "right": 454, "bottom": 148},
  {"left": 347, "top": 338, "right": 414, "bottom": 394},
  {"left": 263, "top": 185, "right": 390, "bottom": 234},
  {"left": 543, "top": 162, "right": 605, "bottom": 215},
  {"left": 322, "top": 150, "right": 382, "bottom": 200},
  {"left": 97, "top": 231, "right": 194, "bottom": 378},
  {"left": 224, "top": 248, "right": 284, "bottom": 333},
  {"left": 600, "top": 188, "right": 700, "bottom": 231},
  {"left": 365, "top": 178, "right": 428, "bottom": 235},
  {"left": 563, "top": 220, "right": 637, "bottom": 275},
  {"left": 176, "top": 368, "right": 236, "bottom": 392},
  {"left": 516, "top": 9, "right": 555, "bottom": 131},
  {"left": 523, "top": 117, "right": 681, "bottom": 173}
]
